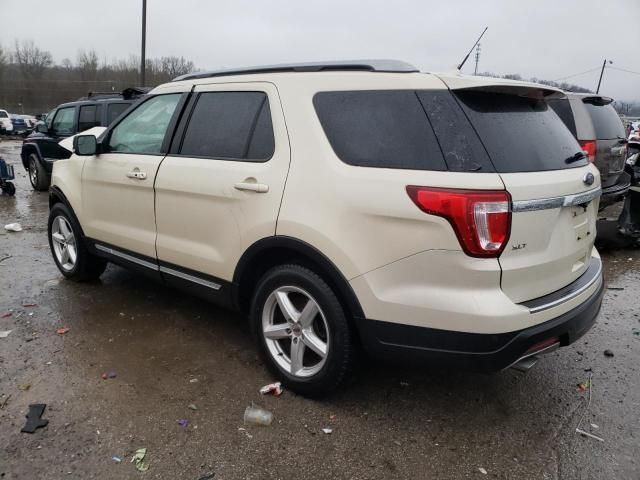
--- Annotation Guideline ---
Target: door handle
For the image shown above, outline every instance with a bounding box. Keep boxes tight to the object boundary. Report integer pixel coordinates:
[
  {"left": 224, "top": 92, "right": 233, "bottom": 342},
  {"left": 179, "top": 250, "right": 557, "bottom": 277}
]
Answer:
[
  {"left": 126, "top": 170, "right": 147, "bottom": 180},
  {"left": 234, "top": 181, "right": 269, "bottom": 193}
]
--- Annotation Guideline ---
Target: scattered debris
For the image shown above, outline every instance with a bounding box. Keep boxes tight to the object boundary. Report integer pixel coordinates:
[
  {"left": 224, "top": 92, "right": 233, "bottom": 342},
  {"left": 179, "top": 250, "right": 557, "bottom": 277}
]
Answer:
[
  {"left": 56, "top": 327, "right": 70, "bottom": 335},
  {"left": 177, "top": 419, "right": 189, "bottom": 428},
  {"left": 577, "top": 380, "right": 591, "bottom": 392},
  {"left": 188, "top": 404, "right": 198, "bottom": 411},
  {"left": 0, "top": 255, "right": 12, "bottom": 264},
  {"left": 0, "top": 394, "right": 11, "bottom": 410},
  {"left": 632, "top": 328, "right": 640, "bottom": 336},
  {"left": 4, "top": 223, "right": 23, "bottom": 232},
  {"left": 101, "top": 373, "right": 108, "bottom": 380},
  {"left": 478, "top": 467, "right": 488, "bottom": 475},
  {"left": 198, "top": 473, "right": 215, "bottom": 480},
  {"left": 576, "top": 428, "right": 604, "bottom": 442},
  {"left": 22, "top": 302, "right": 37, "bottom": 307},
  {"left": 259, "top": 382, "right": 283, "bottom": 396},
  {"left": 21, "top": 404, "right": 49, "bottom": 433},
  {"left": 244, "top": 404, "right": 273, "bottom": 426},
  {"left": 590, "top": 423, "right": 599, "bottom": 429},
  {"left": 0, "top": 330, "right": 12, "bottom": 338},
  {"left": 112, "top": 456, "right": 122, "bottom": 463},
  {"left": 1, "top": 312, "right": 12, "bottom": 318},
  {"left": 604, "top": 349, "right": 614, "bottom": 357},
  {"left": 238, "top": 427, "right": 253, "bottom": 439},
  {"left": 44, "top": 279, "right": 60, "bottom": 288},
  {"left": 399, "top": 381, "right": 410, "bottom": 387},
  {"left": 329, "top": 414, "right": 336, "bottom": 420},
  {"left": 607, "top": 286, "right": 624, "bottom": 291},
  {"left": 189, "top": 378, "right": 199, "bottom": 383},
  {"left": 19, "top": 384, "right": 31, "bottom": 391},
  {"left": 322, "top": 428, "right": 333, "bottom": 434},
  {"left": 131, "top": 448, "right": 149, "bottom": 472},
  {"left": 101, "top": 371, "right": 117, "bottom": 380}
]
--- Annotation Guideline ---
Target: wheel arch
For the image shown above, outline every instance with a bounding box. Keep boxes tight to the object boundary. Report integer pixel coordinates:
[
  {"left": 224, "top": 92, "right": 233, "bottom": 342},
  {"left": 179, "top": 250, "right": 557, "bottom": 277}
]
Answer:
[
  {"left": 233, "top": 236, "right": 365, "bottom": 324},
  {"left": 21, "top": 142, "right": 42, "bottom": 170},
  {"left": 49, "top": 186, "right": 87, "bottom": 238}
]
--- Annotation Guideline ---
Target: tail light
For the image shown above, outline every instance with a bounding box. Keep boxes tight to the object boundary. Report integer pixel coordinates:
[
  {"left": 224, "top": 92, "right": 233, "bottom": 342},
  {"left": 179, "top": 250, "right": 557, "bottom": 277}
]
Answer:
[
  {"left": 579, "top": 140, "right": 597, "bottom": 163},
  {"left": 406, "top": 186, "right": 511, "bottom": 258}
]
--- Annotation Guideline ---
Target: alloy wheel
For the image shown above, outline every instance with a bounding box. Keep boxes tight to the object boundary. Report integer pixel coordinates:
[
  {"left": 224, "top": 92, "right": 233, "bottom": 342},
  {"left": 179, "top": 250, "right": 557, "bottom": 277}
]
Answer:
[
  {"left": 261, "top": 286, "right": 330, "bottom": 377},
  {"left": 51, "top": 216, "right": 77, "bottom": 271}
]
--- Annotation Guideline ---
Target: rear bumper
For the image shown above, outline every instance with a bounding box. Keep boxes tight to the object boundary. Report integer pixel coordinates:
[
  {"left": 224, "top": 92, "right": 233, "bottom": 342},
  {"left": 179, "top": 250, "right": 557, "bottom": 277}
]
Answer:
[
  {"left": 600, "top": 171, "right": 630, "bottom": 208},
  {"left": 356, "top": 273, "right": 604, "bottom": 371}
]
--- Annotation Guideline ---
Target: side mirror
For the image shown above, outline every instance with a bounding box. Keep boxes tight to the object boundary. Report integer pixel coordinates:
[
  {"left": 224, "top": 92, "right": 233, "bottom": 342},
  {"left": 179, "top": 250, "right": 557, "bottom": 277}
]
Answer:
[
  {"left": 36, "top": 123, "right": 48, "bottom": 134},
  {"left": 73, "top": 135, "right": 98, "bottom": 156}
]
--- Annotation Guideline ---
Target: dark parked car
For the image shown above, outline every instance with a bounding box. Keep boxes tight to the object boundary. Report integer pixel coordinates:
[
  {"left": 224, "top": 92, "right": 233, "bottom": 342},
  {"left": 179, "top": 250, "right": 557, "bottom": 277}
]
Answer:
[
  {"left": 21, "top": 88, "right": 147, "bottom": 190},
  {"left": 548, "top": 93, "right": 629, "bottom": 208},
  {"left": 10, "top": 114, "right": 29, "bottom": 135}
]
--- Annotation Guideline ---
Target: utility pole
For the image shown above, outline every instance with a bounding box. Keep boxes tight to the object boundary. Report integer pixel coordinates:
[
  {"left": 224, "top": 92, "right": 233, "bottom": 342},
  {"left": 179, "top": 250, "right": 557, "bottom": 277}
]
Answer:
[
  {"left": 474, "top": 43, "right": 481, "bottom": 75},
  {"left": 596, "top": 59, "right": 612, "bottom": 94},
  {"left": 140, "top": 0, "right": 147, "bottom": 87}
]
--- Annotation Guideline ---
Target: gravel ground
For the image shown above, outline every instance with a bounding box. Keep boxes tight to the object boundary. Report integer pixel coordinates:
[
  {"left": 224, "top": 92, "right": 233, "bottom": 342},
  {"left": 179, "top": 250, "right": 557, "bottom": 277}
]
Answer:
[{"left": 0, "top": 138, "right": 638, "bottom": 479}]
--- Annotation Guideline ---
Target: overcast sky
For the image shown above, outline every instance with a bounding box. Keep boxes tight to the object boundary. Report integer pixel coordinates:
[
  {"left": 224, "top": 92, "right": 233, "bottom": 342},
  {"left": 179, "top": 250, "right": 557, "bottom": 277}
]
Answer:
[{"left": 1, "top": 0, "right": 639, "bottom": 100}]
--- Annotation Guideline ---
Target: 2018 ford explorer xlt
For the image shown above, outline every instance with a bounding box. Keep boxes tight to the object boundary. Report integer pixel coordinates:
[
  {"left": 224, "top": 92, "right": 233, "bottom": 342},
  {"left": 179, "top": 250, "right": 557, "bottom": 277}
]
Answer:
[{"left": 47, "top": 61, "right": 604, "bottom": 397}]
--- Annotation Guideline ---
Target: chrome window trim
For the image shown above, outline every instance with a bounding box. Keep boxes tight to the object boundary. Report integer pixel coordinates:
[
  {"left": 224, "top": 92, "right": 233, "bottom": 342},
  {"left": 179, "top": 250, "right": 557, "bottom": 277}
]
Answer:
[
  {"left": 512, "top": 187, "right": 601, "bottom": 213},
  {"left": 159, "top": 266, "right": 221, "bottom": 291},
  {"left": 95, "top": 244, "right": 158, "bottom": 270}
]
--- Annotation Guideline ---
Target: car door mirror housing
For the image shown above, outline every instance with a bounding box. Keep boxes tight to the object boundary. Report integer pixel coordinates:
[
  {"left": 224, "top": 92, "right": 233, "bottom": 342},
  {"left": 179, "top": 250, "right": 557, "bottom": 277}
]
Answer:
[
  {"left": 35, "top": 123, "right": 48, "bottom": 134},
  {"left": 73, "top": 135, "right": 98, "bottom": 156}
]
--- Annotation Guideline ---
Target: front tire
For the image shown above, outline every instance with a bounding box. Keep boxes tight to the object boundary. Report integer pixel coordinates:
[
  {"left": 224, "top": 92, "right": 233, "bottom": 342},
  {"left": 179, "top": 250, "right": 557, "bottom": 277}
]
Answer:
[
  {"left": 250, "top": 264, "right": 356, "bottom": 397},
  {"left": 48, "top": 203, "right": 107, "bottom": 281},
  {"left": 28, "top": 153, "right": 50, "bottom": 191}
]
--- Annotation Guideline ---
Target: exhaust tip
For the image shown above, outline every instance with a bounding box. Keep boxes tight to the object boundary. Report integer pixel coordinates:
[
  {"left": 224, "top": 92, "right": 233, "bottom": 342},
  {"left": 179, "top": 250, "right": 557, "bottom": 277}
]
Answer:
[{"left": 511, "top": 356, "right": 539, "bottom": 372}]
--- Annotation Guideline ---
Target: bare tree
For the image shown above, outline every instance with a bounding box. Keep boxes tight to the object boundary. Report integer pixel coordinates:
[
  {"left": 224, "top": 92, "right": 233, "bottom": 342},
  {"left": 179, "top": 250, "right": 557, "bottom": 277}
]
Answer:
[
  {"left": 13, "top": 40, "right": 53, "bottom": 80},
  {"left": 77, "top": 49, "right": 99, "bottom": 81},
  {"left": 159, "top": 56, "right": 194, "bottom": 78},
  {"left": 0, "top": 44, "right": 6, "bottom": 79}
]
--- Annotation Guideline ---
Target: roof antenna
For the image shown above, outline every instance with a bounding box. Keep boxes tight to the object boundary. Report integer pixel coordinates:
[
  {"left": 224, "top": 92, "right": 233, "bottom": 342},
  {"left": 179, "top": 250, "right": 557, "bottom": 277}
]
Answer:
[{"left": 457, "top": 27, "right": 488, "bottom": 71}]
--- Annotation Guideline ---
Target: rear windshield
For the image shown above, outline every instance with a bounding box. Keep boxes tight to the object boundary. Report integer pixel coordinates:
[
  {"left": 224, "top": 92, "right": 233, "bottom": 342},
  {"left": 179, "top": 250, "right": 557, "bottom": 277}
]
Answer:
[
  {"left": 583, "top": 102, "right": 625, "bottom": 139},
  {"left": 547, "top": 97, "right": 577, "bottom": 137},
  {"left": 455, "top": 91, "right": 586, "bottom": 172}
]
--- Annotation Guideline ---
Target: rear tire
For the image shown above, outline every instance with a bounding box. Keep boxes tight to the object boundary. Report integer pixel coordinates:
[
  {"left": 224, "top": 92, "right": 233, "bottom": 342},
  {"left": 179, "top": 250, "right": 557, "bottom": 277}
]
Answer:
[
  {"left": 48, "top": 203, "right": 107, "bottom": 281},
  {"left": 250, "top": 264, "right": 356, "bottom": 397},
  {"left": 28, "top": 153, "right": 50, "bottom": 191},
  {"left": 1, "top": 182, "right": 16, "bottom": 196}
]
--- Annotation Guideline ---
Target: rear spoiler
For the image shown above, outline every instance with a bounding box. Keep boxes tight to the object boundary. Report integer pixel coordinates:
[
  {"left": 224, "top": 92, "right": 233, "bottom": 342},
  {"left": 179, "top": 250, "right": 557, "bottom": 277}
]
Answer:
[
  {"left": 434, "top": 73, "right": 565, "bottom": 99},
  {"left": 581, "top": 96, "right": 613, "bottom": 106}
]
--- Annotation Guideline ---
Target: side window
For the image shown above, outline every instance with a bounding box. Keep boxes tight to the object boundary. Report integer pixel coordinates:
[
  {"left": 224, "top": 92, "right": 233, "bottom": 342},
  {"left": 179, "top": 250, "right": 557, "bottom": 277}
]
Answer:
[
  {"left": 108, "top": 94, "right": 181, "bottom": 154},
  {"left": 78, "top": 104, "right": 102, "bottom": 132},
  {"left": 313, "top": 91, "right": 446, "bottom": 171},
  {"left": 45, "top": 110, "right": 56, "bottom": 129},
  {"left": 179, "top": 91, "right": 274, "bottom": 161},
  {"left": 107, "top": 103, "right": 131, "bottom": 125},
  {"left": 51, "top": 107, "right": 76, "bottom": 135},
  {"left": 547, "top": 98, "right": 577, "bottom": 137}
]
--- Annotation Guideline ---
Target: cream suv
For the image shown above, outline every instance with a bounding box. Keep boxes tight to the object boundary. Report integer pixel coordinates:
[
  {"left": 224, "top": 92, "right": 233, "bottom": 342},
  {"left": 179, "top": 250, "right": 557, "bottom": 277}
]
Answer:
[{"left": 48, "top": 61, "right": 604, "bottom": 396}]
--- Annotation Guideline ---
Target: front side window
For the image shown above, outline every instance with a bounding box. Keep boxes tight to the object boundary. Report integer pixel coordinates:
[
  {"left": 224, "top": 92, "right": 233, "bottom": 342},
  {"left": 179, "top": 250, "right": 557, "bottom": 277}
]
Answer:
[
  {"left": 78, "top": 104, "right": 102, "bottom": 132},
  {"left": 179, "top": 91, "right": 274, "bottom": 161},
  {"left": 108, "top": 94, "right": 181, "bottom": 154},
  {"left": 51, "top": 107, "right": 75, "bottom": 135}
]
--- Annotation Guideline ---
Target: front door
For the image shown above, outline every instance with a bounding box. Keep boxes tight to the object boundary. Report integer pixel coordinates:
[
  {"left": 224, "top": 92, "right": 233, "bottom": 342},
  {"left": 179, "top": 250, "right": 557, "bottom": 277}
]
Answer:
[
  {"left": 81, "top": 93, "right": 183, "bottom": 258},
  {"left": 154, "top": 83, "right": 290, "bottom": 283}
]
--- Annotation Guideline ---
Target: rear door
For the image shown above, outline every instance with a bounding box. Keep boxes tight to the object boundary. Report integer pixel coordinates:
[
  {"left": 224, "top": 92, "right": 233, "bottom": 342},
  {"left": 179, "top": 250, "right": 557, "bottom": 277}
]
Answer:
[
  {"left": 154, "top": 82, "right": 290, "bottom": 284},
  {"left": 451, "top": 87, "right": 600, "bottom": 303},
  {"left": 582, "top": 99, "right": 627, "bottom": 188}
]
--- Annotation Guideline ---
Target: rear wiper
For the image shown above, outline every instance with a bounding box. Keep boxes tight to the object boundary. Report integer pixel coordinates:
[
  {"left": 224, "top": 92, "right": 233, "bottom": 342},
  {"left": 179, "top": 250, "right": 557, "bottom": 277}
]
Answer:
[{"left": 565, "top": 151, "right": 587, "bottom": 164}]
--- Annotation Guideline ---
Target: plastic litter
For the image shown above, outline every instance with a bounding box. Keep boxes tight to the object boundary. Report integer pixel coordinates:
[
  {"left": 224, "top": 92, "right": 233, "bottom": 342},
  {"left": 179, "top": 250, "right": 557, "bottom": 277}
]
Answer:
[
  {"left": 604, "top": 349, "right": 614, "bottom": 357},
  {"left": 101, "top": 371, "right": 117, "bottom": 380},
  {"left": 4, "top": 223, "right": 23, "bottom": 232},
  {"left": 244, "top": 404, "right": 273, "bottom": 426},
  {"left": 576, "top": 428, "right": 604, "bottom": 442},
  {"left": 131, "top": 448, "right": 149, "bottom": 472},
  {"left": 177, "top": 419, "right": 188, "bottom": 428},
  {"left": 259, "top": 382, "right": 283, "bottom": 396},
  {"left": 478, "top": 467, "right": 488, "bottom": 475},
  {"left": 188, "top": 404, "right": 198, "bottom": 411},
  {"left": 0, "top": 330, "right": 12, "bottom": 338},
  {"left": 112, "top": 456, "right": 122, "bottom": 463},
  {"left": 198, "top": 474, "right": 215, "bottom": 480},
  {"left": 322, "top": 428, "right": 333, "bottom": 434},
  {"left": 56, "top": 327, "right": 70, "bottom": 335},
  {"left": 21, "top": 404, "right": 49, "bottom": 433},
  {"left": 22, "top": 302, "right": 37, "bottom": 307},
  {"left": 577, "top": 380, "right": 591, "bottom": 392},
  {"left": 189, "top": 378, "right": 199, "bottom": 383}
]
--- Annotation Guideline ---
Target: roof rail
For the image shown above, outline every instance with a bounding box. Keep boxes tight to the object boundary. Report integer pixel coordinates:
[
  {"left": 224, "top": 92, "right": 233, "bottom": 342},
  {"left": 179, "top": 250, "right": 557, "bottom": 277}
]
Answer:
[{"left": 172, "top": 59, "right": 419, "bottom": 82}]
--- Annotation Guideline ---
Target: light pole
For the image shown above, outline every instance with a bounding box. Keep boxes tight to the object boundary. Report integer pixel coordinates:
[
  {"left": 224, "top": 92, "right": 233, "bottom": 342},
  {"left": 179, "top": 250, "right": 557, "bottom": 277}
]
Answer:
[
  {"left": 140, "top": 0, "right": 147, "bottom": 86},
  {"left": 596, "top": 59, "right": 612, "bottom": 94}
]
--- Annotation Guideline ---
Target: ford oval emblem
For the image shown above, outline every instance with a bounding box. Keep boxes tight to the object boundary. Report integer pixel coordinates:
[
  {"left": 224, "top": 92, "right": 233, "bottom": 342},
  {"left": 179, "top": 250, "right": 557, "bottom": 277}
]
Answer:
[{"left": 583, "top": 172, "right": 595, "bottom": 186}]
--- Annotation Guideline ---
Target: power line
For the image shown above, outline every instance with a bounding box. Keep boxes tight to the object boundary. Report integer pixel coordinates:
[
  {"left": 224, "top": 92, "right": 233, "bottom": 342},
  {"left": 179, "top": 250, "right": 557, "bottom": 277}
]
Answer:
[
  {"left": 609, "top": 66, "right": 640, "bottom": 76},
  {"left": 553, "top": 67, "right": 601, "bottom": 82}
]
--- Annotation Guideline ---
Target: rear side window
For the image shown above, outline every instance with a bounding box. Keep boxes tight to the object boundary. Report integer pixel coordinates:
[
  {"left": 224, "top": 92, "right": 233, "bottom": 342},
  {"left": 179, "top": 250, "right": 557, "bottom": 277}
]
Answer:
[
  {"left": 179, "top": 92, "right": 274, "bottom": 161},
  {"left": 78, "top": 104, "right": 102, "bottom": 132},
  {"left": 313, "top": 91, "right": 446, "bottom": 171},
  {"left": 107, "top": 103, "right": 131, "bottom": 125},
  {"left": 455, "top": 91, "right": 586, "bottom": 172},
  {"left": 0, "top": 111, "right": 7, "bottom": 118},
  {"left": 547, "top": 98, "right": 577, "bottom": 137},
  {"left": 583, "top": 102, "right": 625, "bottom": 139}
]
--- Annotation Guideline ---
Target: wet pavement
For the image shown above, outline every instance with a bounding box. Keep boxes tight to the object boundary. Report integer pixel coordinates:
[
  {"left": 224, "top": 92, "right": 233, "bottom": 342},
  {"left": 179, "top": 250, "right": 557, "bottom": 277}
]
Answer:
[{"left": 0, "top": 138, "right": 638, "bottom": 479}]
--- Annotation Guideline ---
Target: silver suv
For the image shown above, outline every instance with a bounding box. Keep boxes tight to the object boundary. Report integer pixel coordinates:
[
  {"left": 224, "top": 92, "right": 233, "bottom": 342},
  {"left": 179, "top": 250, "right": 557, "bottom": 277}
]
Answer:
[{"left": 47, "top": 61, "right": 604, "bottom": 396}]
